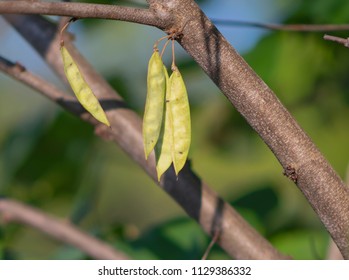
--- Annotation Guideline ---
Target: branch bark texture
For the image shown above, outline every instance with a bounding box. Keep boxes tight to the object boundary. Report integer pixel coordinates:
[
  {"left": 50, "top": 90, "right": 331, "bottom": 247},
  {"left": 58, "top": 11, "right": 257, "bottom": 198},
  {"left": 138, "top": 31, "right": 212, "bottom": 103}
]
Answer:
[{"left": 0, "top": 1, "right": 161, "bottom": 27}]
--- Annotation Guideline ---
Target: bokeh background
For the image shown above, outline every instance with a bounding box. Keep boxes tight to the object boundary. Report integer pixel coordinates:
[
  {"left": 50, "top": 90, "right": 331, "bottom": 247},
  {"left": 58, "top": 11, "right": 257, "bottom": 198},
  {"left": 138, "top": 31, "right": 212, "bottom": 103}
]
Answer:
[{"left": 1, "top": 0, "right": 349, "bottom": 259}]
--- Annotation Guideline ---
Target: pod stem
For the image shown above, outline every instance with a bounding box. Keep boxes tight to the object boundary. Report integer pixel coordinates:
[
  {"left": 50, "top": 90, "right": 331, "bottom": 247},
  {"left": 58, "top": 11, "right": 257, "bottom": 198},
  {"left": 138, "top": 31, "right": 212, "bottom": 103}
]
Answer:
[
  {"left": 160, "top": 38, "right": 171, "bottom": 58},
  {"left": 171, "top": 39, "right": 177, "bottom": 71},
  {"left": 59, "top": 17, "right": 77, "bottom": 47},
  {"left": 153, "top": 34, "right": 171, "bottom": 52}
]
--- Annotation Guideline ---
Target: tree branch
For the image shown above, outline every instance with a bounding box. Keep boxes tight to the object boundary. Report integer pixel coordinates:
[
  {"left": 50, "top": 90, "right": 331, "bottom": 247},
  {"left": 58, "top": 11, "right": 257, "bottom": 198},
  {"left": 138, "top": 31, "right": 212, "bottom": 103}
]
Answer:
[
  {"left": 324, "top": 34, "right": 349, "bottom": 48},
  {"left": 0, "top": 1, "right": 163, "bottom": 27},
  {"left": 0, "top": 57, "right": 73, "bottom": 104},
  {"left": 0, "top": 14, "right": 287, "bottom": 259},
  {"left": 0, "top": 198, "right": 129, "bottom": 259},
  {"left": 213, "top": 19, "right": 349, "bottom": 32},
  {"left": 0, "top": 56, "right": 100, "bottom": 125}
]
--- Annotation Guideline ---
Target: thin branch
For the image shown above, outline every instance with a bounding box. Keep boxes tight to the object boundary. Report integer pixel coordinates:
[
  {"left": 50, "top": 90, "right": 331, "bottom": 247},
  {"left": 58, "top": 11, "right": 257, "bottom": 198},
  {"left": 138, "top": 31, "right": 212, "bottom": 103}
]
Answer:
[
  {"left": 324, "top": 34, "right": 349, "bottom": 48},
  {"left": 0, "top": 198, "right": 129, "bottom": 260},
  {"left": 0, "top": 57, "right": 74, "bottom": 103},
  {"left": 1, "top": 14, "right": 288, "bottom": 259},
  {"left": 201, "top": 229, "right": 220, "bottom": 260},
  {"left": 0, "top": 56, "right": 100, "bottom": 124},
  {"left": 0, "top": 1, "right": 163, "bottom": 28},
  {"left": 213, "top": 19, "right": 349, "bottom": 32}
]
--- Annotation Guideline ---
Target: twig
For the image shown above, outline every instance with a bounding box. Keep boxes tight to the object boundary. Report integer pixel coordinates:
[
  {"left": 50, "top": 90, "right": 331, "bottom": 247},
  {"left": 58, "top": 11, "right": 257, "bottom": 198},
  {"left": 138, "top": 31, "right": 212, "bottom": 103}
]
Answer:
[
  {"left": 0, "top": 57, "right": 73, "bottom": 103},
  {"left": 201, "top": 229, "right": 220, "bottom": 260},
  {"left": 323, "top": 34, "right": 349, "bottom": 48},
  {"left": 213, "top": 19, "right": 349, "bottom": 32},
  {"left": 0, "top": 56, "right": 99, "bottom": 124},
  {"left": 0, "top": 198, "right": 129, "bottom": 260}
]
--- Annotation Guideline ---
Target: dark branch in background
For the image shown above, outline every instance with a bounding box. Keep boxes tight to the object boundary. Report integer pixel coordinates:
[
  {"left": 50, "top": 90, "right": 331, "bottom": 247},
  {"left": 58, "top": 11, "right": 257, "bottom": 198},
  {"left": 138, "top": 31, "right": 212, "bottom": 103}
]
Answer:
[
  {"left": 0, "top": 57, "right": 75, "bottom": 104},
  {"left": 213, "top": 19, "right": 349, "bottom": 32},
  {"left": 324, "top": 34, "right": 349, "bottom": 48},
  {"left": 0, "top": 13, "right": 287, "bottom": 259},
  {"left": 0, "top": 56, "right": 100, "bottom": 125},
  {"left": 0, "top": 198, "right": 129, "bottom": 260}
]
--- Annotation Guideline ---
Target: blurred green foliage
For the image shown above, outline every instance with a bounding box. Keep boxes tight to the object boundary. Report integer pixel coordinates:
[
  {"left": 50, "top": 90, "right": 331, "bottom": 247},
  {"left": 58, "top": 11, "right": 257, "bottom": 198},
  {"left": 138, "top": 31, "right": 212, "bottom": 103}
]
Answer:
[{"left": 1, "top": 0, "right": 349, "bottom": 259}]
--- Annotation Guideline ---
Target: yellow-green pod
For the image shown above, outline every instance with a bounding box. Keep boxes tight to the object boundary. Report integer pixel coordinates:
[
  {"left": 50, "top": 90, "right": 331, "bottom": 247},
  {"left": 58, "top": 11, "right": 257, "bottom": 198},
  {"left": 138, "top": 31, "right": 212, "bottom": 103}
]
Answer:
[
  {"left": 143, "top": 51, "right": 166, "bottom": 159},
  {"left": 155, "top": 66, "right": 173, "bottom": 181},
  {"left": 169, "top": 68, "right": 191, "bottom": 175},
  {"left": 60, "top": 46, "right": 110, "bottom": 127}
]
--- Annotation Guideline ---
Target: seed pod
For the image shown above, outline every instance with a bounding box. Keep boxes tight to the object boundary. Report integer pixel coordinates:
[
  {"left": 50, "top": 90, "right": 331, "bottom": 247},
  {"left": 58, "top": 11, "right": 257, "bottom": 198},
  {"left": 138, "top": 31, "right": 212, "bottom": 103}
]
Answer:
[
  {"left": 143, "top": 51, "right": 166, "bottom": 159},
  {"left": 155, "top": 66, "right": 173, "bottom": 181},
  {"left": 60, "top": 46, "right": 110, "bottom": 127},
  {"left": 169, "top": 68, "right": 191, "bottom": 175}
]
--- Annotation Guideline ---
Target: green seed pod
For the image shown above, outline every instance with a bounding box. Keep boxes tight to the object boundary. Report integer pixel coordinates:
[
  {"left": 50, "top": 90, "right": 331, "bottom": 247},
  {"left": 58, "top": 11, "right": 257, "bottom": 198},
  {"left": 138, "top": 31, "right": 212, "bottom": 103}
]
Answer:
[
  {"left": 143, "top": 51, "right": 166, "bottom": 159},
  {"left": 155, "top": 66, "right": 173, "bottom": 181},
  {"left": 60, "top": 46, "right": 110, "bottom": 127},
  {"left": 169, "top": 68, "right": 191, "bottom": 175}
]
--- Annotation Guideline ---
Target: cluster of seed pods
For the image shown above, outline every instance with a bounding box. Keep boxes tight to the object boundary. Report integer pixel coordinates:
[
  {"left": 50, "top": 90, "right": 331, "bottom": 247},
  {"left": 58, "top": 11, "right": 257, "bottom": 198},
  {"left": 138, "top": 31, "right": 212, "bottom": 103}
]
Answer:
[
  {"left": 143, "top": 42, "right": 191, "bottom": 181},
  {"left": 59, "top": 20, "right": 190, "bottom": 181}
]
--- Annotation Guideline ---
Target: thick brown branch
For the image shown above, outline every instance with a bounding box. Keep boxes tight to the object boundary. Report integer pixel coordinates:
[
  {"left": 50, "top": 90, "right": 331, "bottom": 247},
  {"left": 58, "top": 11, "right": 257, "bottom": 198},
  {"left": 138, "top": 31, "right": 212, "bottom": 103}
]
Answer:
[
  {"left": 0, "top": 1, "right": 163, "bottom": 28},
  {"left": 1, "top": 14, "right": 287, "bottom": 259},
  {"left": 0, "top": 198, "right": 129, "bottom": 260}
]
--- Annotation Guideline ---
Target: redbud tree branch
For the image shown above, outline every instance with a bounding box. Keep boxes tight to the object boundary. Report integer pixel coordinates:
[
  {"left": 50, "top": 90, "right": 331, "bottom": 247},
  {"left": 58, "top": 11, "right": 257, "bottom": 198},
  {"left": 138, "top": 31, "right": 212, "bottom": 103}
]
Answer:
[
  {"left": 0, "top": 1, "right": 161, "bottom": 27},
  {"left": 2, "top": 1, "right": 349, "bottom": 32},
  {"left": 0, "top": 198, "right": 129, "bottom": 260}
]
